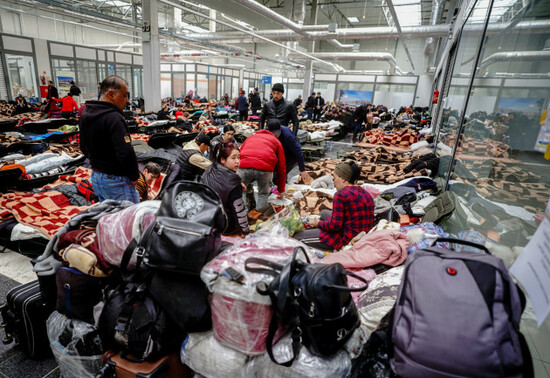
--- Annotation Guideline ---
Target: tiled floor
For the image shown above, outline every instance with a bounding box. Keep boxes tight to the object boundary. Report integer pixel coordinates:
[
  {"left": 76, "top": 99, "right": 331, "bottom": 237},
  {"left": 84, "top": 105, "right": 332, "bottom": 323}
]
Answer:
[{"left": 0, "top": 251, "right": 60, "bottom": 378}]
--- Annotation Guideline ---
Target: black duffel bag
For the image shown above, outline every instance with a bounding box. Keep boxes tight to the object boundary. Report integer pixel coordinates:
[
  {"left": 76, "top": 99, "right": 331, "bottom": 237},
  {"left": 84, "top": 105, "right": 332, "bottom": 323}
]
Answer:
[
  {"left": 142, "top": 180, "right": 227, "bottom": 275},
  {"left": 245, "top": 246, "right": 367, "bottom": 367}
]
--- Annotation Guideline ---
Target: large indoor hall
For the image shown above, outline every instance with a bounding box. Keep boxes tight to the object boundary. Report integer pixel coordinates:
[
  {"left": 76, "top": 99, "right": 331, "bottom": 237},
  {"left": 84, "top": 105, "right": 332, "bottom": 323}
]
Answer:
[{"left": 0, "top": 0, "right": 549, "bottom": 377}]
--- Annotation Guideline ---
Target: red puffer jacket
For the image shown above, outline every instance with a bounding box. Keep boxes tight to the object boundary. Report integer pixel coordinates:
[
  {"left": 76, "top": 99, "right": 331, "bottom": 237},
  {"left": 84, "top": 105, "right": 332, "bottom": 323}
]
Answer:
[{"left": 239, "top": 130, "right": 286, "bottom": 192}]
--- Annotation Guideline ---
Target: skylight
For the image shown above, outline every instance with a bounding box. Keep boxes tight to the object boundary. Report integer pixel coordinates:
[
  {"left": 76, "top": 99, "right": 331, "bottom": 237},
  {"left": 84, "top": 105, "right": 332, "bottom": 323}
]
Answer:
[
  {"left": 347, "top": 16, "right": 360, "bottom": 23},
  {"left": 391, "top": 0, "right": 421, "bottom": 27}
]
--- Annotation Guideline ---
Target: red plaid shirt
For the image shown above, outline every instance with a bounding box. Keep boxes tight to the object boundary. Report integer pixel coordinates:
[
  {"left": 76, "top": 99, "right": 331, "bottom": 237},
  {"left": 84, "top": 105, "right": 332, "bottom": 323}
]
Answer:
[{"left": 319, "top": 186, "right": 374, "bottom": 250}]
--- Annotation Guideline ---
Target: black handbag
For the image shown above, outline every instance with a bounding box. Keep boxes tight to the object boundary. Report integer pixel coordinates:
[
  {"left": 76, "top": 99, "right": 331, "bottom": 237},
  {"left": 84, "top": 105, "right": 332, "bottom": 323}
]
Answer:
[
  {"left": 142, "top": 180, "right": 227, "bottom": 275},
  {"left": 245, "top": 247, "right": 367, "bottom": 367}
]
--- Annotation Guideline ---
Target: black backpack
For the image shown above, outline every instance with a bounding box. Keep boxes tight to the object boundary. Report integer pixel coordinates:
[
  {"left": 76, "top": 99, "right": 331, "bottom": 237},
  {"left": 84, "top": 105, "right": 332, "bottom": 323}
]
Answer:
[
  {"left": 245, "top": 247, "right": 367, "bottom": 366},
  {"left": 98, "top": 241, "right": 184, "bottom": 362},
  {"left": 142, "top": 180, "right": 227, "bottom": 275}
]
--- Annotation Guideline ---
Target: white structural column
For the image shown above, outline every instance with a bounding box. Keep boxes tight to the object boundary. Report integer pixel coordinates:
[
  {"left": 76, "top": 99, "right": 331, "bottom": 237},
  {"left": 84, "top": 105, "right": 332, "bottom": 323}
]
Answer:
[
  {"left": 142, "top": 0, "right": 161, "bottom": 112},
  {"left": 303, "top": 0, "right": 318, "bottom": 99}
]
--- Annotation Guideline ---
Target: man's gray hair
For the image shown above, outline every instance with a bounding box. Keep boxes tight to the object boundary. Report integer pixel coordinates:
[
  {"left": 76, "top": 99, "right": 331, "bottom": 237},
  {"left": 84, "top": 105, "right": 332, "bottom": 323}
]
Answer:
[{"left": 99, "top": 75, "right": 127, "bottom": 97}]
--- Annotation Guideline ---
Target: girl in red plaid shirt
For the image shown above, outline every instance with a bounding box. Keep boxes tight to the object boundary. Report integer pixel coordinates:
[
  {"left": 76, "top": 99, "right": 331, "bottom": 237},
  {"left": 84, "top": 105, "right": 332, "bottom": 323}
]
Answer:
[{"left": 294, "top": 161, "right": 374, "bottom": 251}]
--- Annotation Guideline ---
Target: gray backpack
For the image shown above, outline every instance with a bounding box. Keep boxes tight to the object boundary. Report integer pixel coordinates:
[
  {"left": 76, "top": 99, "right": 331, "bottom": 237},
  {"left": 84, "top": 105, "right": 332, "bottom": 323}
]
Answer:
[{"left": 391, "top": 238, "right": 532, "bottom": 378}]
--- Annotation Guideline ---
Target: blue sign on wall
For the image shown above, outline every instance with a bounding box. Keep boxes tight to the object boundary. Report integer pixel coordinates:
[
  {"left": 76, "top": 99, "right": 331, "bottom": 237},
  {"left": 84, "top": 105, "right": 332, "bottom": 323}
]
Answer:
[
  {"left": 262, "top": 76, "right": 272, "bottom": 84},
  {"left": 108, "top": 65, "right": 115, "bottom": 71}
]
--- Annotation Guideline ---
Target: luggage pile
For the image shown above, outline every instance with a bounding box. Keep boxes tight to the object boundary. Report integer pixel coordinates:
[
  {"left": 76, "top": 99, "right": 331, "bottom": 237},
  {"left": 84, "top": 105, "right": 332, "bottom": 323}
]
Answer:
[{"left": 0, "top": 179, "right": 535, "bottom": 377}]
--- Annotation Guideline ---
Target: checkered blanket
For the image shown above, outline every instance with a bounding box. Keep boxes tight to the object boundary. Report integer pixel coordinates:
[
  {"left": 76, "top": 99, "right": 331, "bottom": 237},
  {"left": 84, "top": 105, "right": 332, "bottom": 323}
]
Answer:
[
  {"left": 0, "top": 189, "right": 89, "bottom": 238},
  {"left": 360, "top": 127, "right": 418, "bottom": 147}
]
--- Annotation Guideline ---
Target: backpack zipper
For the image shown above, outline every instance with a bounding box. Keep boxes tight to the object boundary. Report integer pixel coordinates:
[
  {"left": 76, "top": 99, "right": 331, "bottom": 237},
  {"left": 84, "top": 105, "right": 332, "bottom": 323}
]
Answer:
[{"left": 156, "top": 223, "right": 204, "bottom": 237}]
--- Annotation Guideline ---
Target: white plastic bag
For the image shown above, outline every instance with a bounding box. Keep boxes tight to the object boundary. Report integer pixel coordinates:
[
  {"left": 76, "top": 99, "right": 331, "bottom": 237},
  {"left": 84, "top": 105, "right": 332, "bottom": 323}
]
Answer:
[
  {"left": 244, "top": 332, "right": 352, "bottom": 378},
  {"left": 47, "top": 311, "right": 103, "bottom": 378},
  {"left": 180, "top": 331, "right": 249, "bottom": 378}
]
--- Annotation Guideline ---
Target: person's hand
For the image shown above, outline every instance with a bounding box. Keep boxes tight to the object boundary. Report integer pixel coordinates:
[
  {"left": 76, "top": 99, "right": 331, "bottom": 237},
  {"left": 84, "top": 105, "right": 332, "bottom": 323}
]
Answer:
[
  {"left": 311, "top": 217, "right": 320, "bottom": 227},
  {"left": 277, "top": 191, "right": 285, "bottom": 199},
  {"left": 241, "top": 183, "right": 247, "bottom": 192},
  {"left": 300, "top": 171, "right": 312, "bottom": 184}
]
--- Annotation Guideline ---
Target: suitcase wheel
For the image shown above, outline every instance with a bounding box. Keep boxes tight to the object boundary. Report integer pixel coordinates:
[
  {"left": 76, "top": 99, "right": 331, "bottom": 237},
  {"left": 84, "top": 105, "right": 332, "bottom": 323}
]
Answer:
[{"left": 2, "top": 335, "right": 13, "bottom": 344}]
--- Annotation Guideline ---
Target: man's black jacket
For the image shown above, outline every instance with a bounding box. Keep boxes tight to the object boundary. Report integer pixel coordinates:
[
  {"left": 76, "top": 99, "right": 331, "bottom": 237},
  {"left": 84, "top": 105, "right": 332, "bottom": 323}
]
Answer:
[
  {"left": 259, "top": 97, "right": 299, "bottom": 134},
  {"left": 79, "top": 101, "right": 139, "bottom": 181}
]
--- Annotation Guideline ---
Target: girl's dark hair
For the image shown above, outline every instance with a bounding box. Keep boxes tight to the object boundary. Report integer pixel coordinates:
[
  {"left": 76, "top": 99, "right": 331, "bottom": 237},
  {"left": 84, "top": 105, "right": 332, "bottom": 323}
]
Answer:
[
  {"left": 347, "top": 161, "right": 361, "bottom": 184},
  {"left": 216, "top": 142, "right": 239, "bottom": 164},
  {"left": 223, "top": 124, "right": 235, "bottom": 134}
]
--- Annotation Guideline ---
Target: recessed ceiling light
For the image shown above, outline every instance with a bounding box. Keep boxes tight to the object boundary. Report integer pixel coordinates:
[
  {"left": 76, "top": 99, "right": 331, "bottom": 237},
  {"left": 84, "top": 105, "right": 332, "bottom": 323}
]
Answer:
[{"left": 347, "top": 16, "right": 360, "bottom": 23}]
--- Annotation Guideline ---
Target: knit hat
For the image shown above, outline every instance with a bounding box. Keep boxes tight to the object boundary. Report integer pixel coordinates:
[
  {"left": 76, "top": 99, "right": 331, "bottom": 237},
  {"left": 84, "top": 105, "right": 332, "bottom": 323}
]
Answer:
[
  {"left": 266, "top": 118, "right": 281, "bottom": 135},
  {"left": 334, "top": 162, "right": 355, "bottom": 183},
  {"left": 196, "top": 133, "right": 211, "bottom": 146},
  {"left": 272, "top": 83, "right": 285, "bottom": 93}
]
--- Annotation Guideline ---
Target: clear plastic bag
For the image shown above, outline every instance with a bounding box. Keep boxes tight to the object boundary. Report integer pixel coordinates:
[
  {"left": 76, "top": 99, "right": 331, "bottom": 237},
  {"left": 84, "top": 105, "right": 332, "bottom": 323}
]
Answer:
[
  {"left": 180, "top": 331, "right": 249, "bottom": 377},
  {"left": 244, "top": 332, "right": 352, "bottom": 378},
  {"left": 200, "top": 226, "right": 316, "bottom": 355},
  {"left": 47, "top": 311, "right": 103, "bottom": 378},
  {"left": 96, "top": 201, "right": 160, "bottom": 268}
]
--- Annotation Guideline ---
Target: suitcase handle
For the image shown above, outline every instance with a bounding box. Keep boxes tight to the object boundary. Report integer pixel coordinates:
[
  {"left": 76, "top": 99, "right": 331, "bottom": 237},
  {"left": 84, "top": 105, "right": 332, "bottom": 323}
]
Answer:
[{"left": 431, "top": 237, "right": 490, "bottom": 255}]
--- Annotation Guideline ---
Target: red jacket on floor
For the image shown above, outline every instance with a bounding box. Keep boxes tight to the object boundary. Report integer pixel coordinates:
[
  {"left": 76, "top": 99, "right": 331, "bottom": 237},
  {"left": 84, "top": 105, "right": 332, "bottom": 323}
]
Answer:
[
  {"left": 239, "top": 129, "right": 286, "bottom": 192},
  {"left": 54, "top": 96, "right": 79, "bottom": 112}
]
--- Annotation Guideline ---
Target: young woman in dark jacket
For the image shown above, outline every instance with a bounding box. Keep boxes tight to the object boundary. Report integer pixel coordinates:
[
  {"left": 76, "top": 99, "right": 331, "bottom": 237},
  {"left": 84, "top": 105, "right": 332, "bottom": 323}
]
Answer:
[{"left": 201, "top": 142, "right": 249, "bottom": 235}]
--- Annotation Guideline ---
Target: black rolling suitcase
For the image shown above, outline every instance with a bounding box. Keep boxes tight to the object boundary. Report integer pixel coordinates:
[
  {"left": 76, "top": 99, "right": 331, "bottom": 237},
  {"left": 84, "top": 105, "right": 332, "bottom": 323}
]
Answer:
[{"left": 1, "top": 280, "right": 52, "bottom": 359}]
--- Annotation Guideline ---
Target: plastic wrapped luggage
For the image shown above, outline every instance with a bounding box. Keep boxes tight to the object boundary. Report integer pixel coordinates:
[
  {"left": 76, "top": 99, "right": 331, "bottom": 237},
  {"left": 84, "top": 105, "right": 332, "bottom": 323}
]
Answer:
[
  {"left": 180, "top": 331, "right": 248, "bottom": 377},
  {"left": 200, "top": 227, "right": 315, "bottom": 355},
  {"left": 1, "top": 279, "right": 52, "bottom": 359},
  {"left": 96, "top": 201, "right": 160, "bottom": 268},
  {"left": 47, "top": 311, "right": 103, "bottom": 378}
]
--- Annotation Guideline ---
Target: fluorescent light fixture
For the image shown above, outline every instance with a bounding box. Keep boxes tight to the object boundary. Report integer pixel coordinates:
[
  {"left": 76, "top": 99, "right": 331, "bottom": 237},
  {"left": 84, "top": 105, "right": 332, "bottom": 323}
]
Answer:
[{"left": 347, "top": 16, "right": 360, "bottom": 23}]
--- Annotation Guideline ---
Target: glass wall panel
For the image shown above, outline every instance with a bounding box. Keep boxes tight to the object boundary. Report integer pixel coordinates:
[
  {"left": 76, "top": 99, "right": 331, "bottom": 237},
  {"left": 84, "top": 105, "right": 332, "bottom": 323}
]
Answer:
[
  {"left": 51, "top": 58, "right": 75, "bottom": 96},
  {"left": 286, "top": 83, "right": 304, "bottom": 105},
  {"left": 5, "top": 54, "right": 38, "bottom": 98},
  {"left": 173, "top": 73, "right": 186, "bottom": 99},
  {"left": 161, "top": 73, "right": 172, "bottom": 99},
  {"left": 208, "top": 75, "right": 216, "bottom": 100},
  {"left": 197, "top": 74, "right": 208, "bottom": 98},
  {"left": 373, "top": 84, "right": 415, "bottom": 109},
  {"left": 435, "top": 0, "right": 492, "bottom": 182},
  {"left": 133, "top": 67, "right": 143, "bottom": 98},
  {"left": 434, "top": 0, "right": 550, "bottom": 368},
  {"left": 232, "top": 77, "right": 239, "bottom": 98},
  {"left": 313, "top": 82, "right": 336, "bottom": 102},
  {"left": 186, "top": 73, "right": 195, "bottom": 96},
  {"left": 116, "top": 64, "right": 133, "bottom": 98},
  {"left": 75, "top": 60, "right": 97, "bottom": 101},
  {"left": 98, "top": 63, "right": 107, "bottom": 82}
]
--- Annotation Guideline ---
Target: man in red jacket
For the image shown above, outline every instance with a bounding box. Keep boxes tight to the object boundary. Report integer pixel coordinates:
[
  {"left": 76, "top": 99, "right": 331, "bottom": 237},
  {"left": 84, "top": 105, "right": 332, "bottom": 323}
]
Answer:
[
  {"left": 53, "top": 93, "right": 79, "bottom": 118},
  {"left": 237, "top": 125, "right": 286, "bottom": 211}
]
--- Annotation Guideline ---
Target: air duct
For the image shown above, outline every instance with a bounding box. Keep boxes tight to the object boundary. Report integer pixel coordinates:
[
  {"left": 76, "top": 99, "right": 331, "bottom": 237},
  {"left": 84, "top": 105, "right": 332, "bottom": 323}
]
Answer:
[
  {"left": 287, "top": 52, "right": 404, "bottom": 74},
  {"left": 479, "top": 50, "right": 550, "bottom": 74},
  {"left": 186, "top": 20, "right": 550, "bottom": 43},
  {"left": 424, "top": 0, "right": 446, "bottom": 63}
]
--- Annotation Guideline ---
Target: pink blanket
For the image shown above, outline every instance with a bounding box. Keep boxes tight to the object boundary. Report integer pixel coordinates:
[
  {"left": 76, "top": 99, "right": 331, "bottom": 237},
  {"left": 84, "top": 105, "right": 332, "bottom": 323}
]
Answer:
[{"left": 322, "top": 230, "right": 409, "bottom": 269}]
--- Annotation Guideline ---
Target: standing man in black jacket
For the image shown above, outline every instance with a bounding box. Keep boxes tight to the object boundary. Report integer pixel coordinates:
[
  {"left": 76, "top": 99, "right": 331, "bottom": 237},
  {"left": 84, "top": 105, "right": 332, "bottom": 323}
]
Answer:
[
  {"left": 306, "top": 92, "right": 315, "bottom": 120},
  {"left": 250, "top": 87, "right": 262, "bottom": 116},
  {"left": 313, "top": 92, "right": 325, "bottom": 122},
  {"left": 69, "top": 81, "right": 82, "bottom": 105},
  {"left": 259, "top": 83, "right": 300, "bottom": 135},
  {"left": 80, "top": 75, "right": 140, "bottom": 203}
]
